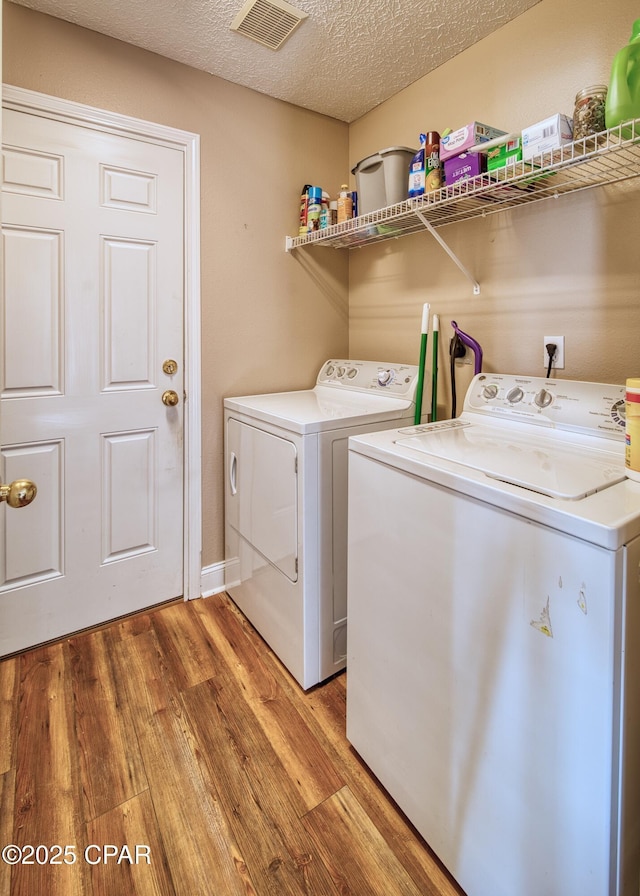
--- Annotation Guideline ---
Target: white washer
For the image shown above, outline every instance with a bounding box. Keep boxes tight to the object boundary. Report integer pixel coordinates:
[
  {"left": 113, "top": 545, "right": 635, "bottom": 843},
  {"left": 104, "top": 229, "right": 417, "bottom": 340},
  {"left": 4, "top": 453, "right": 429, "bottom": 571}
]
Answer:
[
  {"left": 346, "top": 373, "right": 640, "bottom": 896},
  {"left": 224, "top": 358, "right": 419, "bottom": 690}
]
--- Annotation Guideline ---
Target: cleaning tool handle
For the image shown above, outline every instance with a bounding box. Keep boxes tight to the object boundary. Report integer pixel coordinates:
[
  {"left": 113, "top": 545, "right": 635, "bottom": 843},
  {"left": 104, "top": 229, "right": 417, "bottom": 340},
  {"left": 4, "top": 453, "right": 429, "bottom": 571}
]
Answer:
[
  {"left": 431, "top": 314, "right": 439, "bottom": 423},
  {"left": 421, "top": 302, "right": 430, "bottom": 334},
  {"left": 451, "top": 320, "right": 483, "bottom": 375},
  {"left": 414, "top": 303, "right": 430, "bottom": 424}
]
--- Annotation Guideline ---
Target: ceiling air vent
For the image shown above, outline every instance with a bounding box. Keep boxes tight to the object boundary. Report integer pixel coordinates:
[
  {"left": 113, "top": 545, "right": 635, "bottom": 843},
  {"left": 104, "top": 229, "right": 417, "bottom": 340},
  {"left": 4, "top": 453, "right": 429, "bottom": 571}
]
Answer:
[{"left": 230, "top": 0, "right": 308, "bottom": 50}]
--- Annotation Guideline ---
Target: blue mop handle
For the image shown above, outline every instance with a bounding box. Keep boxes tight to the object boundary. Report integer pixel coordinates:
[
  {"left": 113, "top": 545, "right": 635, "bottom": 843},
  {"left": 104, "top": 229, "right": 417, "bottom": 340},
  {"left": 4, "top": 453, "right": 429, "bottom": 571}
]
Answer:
[{"left": 414, "top": 303, "right": 429, "bottom": 425}]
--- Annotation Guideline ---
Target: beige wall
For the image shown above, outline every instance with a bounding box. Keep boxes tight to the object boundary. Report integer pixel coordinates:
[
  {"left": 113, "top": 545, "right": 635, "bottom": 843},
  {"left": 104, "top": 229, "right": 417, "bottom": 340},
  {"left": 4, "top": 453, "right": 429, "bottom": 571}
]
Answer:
[
  {"left": 348, "top": 0, "right": 640, "bottom": 416},
  {"left": 2, "top": 0, "right": 350, "bottom": 568},
  {"left": 3, "top": 0, "right": 640, "bottom": 572}
]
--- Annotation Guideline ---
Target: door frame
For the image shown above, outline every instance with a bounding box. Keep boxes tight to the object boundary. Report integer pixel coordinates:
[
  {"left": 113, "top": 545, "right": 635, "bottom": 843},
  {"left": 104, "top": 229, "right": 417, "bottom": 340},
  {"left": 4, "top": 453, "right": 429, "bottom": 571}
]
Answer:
[{"left": 2, "top": 83, "right": 202, "bottom": 601}]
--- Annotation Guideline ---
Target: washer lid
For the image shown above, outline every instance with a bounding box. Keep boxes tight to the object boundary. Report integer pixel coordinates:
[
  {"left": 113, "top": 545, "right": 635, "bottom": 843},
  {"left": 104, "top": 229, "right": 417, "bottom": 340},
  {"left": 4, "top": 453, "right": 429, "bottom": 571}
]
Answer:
[
  {"left": 225, "top": 386, "right": 414, "bottom": 434},
  {"left": 395, "top": 421, "right": 625, "bottom": 500}
]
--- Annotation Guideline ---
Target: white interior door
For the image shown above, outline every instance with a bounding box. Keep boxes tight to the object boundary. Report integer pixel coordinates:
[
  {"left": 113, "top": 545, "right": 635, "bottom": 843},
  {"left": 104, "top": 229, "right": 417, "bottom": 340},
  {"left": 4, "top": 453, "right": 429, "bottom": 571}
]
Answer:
[{"left": 0, "top": 107, "right": 186, "bottom": 655}]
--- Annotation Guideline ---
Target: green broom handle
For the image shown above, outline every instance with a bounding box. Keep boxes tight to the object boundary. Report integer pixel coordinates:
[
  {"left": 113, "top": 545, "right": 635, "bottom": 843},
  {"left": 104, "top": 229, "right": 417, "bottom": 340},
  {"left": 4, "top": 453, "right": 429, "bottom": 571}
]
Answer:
[
  {"left": 431, "top": 314, "right": 439, "bottom": 422},
  {"left": 414, "top": 303, "right": 429, "bottom": 425}
]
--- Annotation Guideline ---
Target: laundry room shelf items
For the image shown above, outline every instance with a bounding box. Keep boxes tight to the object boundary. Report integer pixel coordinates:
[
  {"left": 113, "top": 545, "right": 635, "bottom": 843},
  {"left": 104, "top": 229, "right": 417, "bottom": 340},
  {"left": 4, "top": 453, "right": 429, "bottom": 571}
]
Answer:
[{"left": 285, "top": 119, "right": 640, "bottom": 293}]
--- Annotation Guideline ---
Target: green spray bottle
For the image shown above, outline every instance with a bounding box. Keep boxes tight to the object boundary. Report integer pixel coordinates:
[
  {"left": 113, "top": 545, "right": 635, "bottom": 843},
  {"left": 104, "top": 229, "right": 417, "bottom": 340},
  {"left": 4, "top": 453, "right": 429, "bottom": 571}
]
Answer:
[{"left": 605, "top": 19, "right": 640, "bottom": 130}]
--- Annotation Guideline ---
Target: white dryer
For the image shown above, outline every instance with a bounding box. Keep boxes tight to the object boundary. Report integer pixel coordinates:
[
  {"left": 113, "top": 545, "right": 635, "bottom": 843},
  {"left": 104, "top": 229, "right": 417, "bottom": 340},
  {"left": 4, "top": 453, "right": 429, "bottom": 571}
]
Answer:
[
  {"left": 346, "top": 373, "right": 640, "bottom": 896},
  {"left": 224, "top": 358, "right": 419, "bottom": 689}
]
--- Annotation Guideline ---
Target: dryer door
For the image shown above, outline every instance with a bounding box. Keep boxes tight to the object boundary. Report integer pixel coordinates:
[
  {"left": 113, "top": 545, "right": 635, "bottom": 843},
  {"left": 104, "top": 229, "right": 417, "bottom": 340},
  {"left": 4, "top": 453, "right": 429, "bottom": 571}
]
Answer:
[{"left": 226, "top": 417, "right": 298, "bottom": 581}]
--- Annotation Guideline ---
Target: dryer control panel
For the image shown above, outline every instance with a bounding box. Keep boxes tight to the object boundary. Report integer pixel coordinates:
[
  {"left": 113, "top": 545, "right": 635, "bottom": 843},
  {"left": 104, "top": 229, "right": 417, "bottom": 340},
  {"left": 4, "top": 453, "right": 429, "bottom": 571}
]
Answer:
[
  {"left": 464, "top": 374, "right": 626, "bottom": 439},
  {"left": 317, "top": 359, "right": 419, "bottom": 399}
]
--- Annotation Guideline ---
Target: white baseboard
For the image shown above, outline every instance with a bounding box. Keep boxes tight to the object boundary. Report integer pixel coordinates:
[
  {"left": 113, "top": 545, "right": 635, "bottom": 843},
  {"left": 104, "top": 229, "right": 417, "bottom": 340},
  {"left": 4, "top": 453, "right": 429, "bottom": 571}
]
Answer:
[{"left": 198, "top": 558, "right": 240, "bottom": 599}]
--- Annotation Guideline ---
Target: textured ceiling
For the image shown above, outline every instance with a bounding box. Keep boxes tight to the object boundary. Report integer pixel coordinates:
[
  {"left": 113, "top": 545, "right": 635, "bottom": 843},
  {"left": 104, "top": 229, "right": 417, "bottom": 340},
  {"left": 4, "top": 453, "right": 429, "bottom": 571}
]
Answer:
[{"left": 9, "top": 0, "right": 541, "bottom": 122}]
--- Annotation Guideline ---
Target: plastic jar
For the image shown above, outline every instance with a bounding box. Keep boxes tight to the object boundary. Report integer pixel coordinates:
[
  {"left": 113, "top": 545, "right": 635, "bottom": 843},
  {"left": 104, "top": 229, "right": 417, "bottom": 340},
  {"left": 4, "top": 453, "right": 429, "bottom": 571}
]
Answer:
[
  {"left": 625, "top": 378, "right": 640, "bottom": 482},
  {"left": 573, "top": 85, "right": 608, "bottom": 140}
]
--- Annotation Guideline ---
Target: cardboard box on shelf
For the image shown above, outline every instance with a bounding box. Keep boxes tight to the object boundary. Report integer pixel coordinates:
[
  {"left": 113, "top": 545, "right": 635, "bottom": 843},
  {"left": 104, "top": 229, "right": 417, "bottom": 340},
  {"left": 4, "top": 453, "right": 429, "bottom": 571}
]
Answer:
[
  {"left": 440, "top": 122, "right": 507, "bottom": 162},
  {"left": 486, "top": 137, "right": 523, "bottom": 171},
  {"left": 444, "top": 151, "right": 486, "bottom": 184},
  {"left": 521, "top": 114, "right": 573, "bottom": 161}
]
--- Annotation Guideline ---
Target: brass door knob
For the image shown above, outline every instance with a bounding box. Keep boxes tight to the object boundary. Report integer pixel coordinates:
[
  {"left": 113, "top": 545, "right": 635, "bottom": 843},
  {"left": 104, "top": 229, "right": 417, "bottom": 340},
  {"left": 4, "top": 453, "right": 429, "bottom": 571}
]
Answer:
[
  {"left": 162, "top": 359, "right": 178, "bottom": 375},
  {"left": 0, "top": 479, "right": 37, "bottom": 508},
  {"left": 162, "top": 389, "right": 180, "bottom": 407}
]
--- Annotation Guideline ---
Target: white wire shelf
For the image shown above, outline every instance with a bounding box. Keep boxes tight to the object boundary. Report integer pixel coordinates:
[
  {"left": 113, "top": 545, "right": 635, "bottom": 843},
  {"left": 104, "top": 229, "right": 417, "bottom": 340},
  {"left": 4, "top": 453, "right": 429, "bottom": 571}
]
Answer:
[{"left": 285, "top": 119, "right": 640, "bottom": 253}]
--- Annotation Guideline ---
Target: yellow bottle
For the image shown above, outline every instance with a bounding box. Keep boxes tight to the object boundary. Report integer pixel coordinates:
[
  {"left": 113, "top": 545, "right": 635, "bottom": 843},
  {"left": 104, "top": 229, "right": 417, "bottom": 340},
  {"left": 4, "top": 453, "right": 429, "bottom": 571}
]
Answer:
[
  {"left": 625, "top": 378, "right": 640, "bottom": 482},
  {"left": 337, "top": 185, "right": 353, "bottom": 223}
]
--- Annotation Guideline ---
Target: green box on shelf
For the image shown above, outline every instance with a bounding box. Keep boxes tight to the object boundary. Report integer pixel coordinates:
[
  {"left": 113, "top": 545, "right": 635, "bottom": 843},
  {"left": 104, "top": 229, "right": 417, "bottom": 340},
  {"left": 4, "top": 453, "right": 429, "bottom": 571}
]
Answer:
[{"left": 486, "top": 137, "right": 523, "bottom": 172}]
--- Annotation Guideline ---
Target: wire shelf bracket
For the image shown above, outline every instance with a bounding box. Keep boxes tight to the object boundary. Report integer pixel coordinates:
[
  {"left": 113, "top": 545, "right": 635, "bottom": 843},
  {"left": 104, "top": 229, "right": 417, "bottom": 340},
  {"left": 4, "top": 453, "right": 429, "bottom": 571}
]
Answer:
[{"left": 414, "top": 211, "right": 480, "bottom": 295}]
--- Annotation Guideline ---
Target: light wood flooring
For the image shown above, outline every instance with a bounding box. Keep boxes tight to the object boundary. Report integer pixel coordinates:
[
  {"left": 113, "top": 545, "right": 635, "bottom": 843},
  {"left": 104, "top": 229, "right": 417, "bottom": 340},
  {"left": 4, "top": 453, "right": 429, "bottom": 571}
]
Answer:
[{"left": 0, "top": 592, "right": 465, "bottom": 896}]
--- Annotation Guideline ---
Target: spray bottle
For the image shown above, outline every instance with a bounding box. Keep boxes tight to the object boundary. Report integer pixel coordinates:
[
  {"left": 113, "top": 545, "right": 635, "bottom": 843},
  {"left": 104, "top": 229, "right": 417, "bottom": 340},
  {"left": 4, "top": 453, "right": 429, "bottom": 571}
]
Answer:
[
  {"left": 605, "top": 19, "right": 640, "bottom": 130},
  {"left": 408, "top": 135, "right": 427, "bottom": 198},
  {"left": 298, "top": 184, "right": 312, "bottom": 235}
]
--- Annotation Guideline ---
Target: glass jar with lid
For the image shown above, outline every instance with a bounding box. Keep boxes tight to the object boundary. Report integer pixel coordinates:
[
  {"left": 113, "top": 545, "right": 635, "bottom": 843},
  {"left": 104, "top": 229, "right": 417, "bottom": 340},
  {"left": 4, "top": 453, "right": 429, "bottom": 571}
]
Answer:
[{"left": 573, "top": 85, "right": 608, "bottom": 140}]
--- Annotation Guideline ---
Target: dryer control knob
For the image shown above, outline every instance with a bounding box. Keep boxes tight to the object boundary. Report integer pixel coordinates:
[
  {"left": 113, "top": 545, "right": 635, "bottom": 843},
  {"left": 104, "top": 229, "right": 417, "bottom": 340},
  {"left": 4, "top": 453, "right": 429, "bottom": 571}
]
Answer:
[
  {"left": 482, "top": 384, "right": 499, "bottom": 400},
  {"left": 534, "top": 388, "right": 553, "bottom": 408},
  {"left": 377, "top": 369, "right": 396, "bottom": 386},
  {"left": 507, "top": 386, "right": 524, "bottom": 404}
]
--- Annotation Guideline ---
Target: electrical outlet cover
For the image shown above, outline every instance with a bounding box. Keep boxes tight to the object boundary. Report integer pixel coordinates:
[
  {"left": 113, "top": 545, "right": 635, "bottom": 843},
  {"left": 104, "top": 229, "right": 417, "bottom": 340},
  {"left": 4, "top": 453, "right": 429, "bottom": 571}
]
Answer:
[{"left": 543, "top": 335, "right": 565, "bottom": 369}]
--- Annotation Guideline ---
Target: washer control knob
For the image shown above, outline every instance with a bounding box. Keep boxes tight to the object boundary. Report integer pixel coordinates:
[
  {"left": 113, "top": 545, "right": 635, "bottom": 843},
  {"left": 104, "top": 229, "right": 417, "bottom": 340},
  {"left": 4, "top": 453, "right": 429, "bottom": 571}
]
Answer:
[
  {"left": 377, "top": 368, "right": 396, "bottom": 386},
  {"left": 347, "top": 367, "right": 358, "bottom": 379},
  {"left": 534, "top": 388, "right": 553, "bottom": 408},
  {"left": 507, "top": 386, "right": 524, "bottom": 404},
  {"left": 337, "top": 366, "right": 346, "bottom": 378},
  {"left": 482, "top": 384, "right": 499, "bottom": 400}
]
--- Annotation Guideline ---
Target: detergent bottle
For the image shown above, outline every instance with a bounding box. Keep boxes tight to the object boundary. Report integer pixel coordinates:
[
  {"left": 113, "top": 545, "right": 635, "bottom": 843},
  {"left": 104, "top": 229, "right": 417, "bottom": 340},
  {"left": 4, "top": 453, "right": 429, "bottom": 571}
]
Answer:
[{"left": 605, "top": 19, "right": 640, "bottom": 130}]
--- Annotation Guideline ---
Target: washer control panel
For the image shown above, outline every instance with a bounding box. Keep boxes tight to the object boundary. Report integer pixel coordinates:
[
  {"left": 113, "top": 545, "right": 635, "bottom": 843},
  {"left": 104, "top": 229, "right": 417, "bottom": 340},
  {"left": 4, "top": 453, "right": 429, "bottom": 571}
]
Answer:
[
  {"left": 464, "top": 374, "right": 626, "bottom": 439},
  {"left": 317, "top": 360, "right": 419, "bottom": 399}
]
